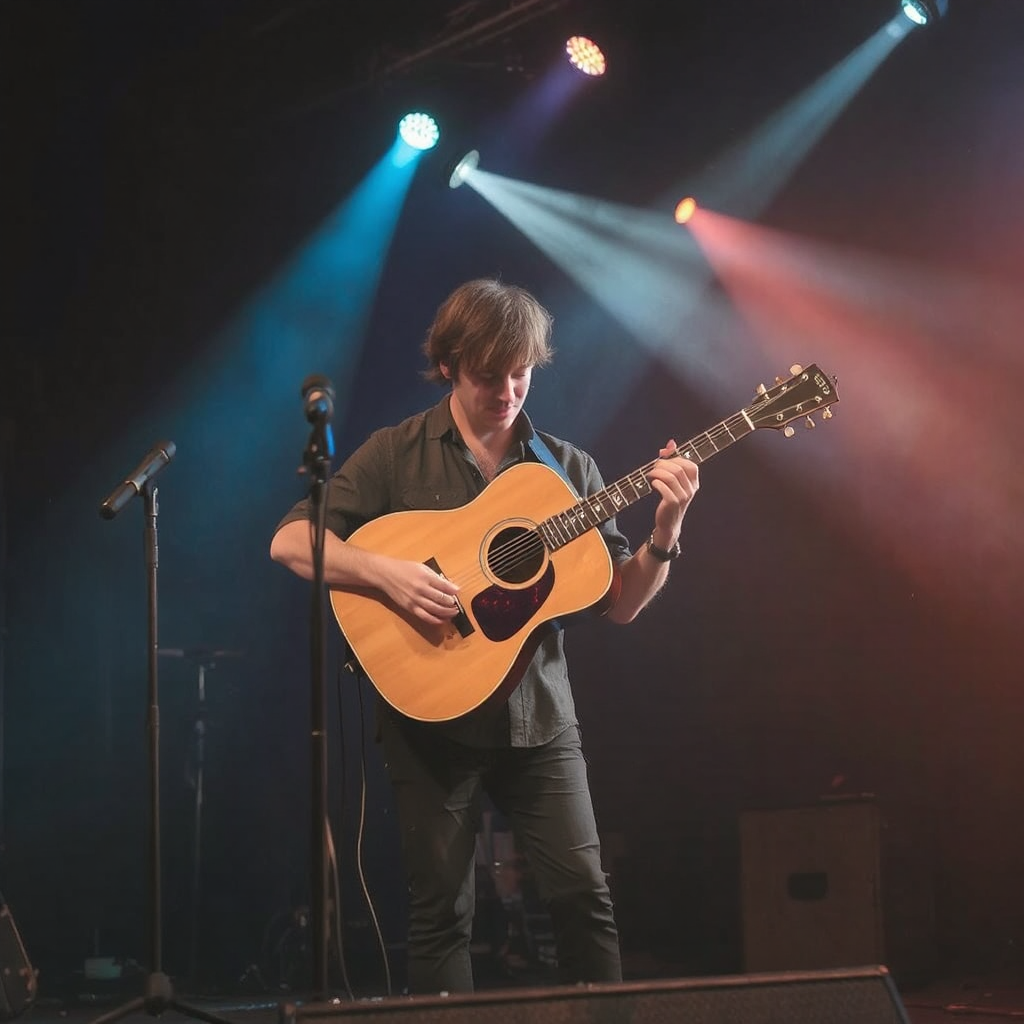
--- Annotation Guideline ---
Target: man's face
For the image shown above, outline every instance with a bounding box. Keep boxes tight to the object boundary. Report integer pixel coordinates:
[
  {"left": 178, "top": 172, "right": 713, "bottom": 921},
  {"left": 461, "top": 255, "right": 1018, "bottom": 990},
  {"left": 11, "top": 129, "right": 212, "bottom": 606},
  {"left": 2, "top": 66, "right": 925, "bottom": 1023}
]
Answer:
[{"left": 447, "top": 362, "right": 534, "bottom": 434}]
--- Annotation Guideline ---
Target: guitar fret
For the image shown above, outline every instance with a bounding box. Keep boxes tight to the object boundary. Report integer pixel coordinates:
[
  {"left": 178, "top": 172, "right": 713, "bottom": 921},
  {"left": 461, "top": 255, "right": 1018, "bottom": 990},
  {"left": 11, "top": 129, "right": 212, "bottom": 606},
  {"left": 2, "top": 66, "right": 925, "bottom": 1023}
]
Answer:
[
  {"left": 579, "top": 500, "right": 603, "bottom": 528},
  {"left": 609, "top": 484, "right": 629, "bottom": 509},
  {"left": 550, "top": 516, "right": 572, "bottom": 546},
  {"left": 687, "top": 433, "right": 715, "bottom": 462},
  {"left": 631, "top": 475, "right": 652, "bottom": 498},
  {"left": 694, "top": 438, "right": 713, "bottom": 462},
  {"left": 680, "top": 415, "right": 752, "bottom": 463},
  {"left": 565, "top": 509, "right": 585, "bottom": 535}
]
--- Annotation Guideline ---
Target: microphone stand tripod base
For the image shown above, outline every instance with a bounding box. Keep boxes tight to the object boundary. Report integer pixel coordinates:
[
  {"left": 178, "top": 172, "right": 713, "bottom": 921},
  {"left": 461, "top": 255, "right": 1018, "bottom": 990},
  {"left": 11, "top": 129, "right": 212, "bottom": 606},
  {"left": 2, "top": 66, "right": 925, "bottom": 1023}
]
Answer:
[{"left": 89, "top": 971, "right": 236, "bottom": 1024}]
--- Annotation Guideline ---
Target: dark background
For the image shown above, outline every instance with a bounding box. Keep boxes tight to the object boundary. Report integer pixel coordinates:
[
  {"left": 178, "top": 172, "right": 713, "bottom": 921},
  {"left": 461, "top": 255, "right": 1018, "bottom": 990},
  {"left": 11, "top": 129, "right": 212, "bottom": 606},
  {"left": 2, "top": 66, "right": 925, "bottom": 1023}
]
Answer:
[{"left": 3, "top": 0, "right": 1023, "bottom": 999}]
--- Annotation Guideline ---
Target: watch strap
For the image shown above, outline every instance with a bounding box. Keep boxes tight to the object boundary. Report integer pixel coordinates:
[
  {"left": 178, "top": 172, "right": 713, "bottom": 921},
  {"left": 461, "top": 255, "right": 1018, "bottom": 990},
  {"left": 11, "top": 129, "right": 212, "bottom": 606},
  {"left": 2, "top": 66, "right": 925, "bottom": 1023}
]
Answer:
[{"left": 646, "top": 532, "right": 681, "bottom": 562}]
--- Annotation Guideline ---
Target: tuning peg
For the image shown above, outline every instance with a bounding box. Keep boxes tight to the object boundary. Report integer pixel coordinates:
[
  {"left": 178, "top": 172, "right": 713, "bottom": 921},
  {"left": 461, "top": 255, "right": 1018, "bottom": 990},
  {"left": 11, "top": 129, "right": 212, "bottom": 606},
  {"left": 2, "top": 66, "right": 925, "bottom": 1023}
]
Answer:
[
  {"left": 756, "top": 383, "right": 767, "bottom": 395},
  {"left": 789, "top": 363, "right": 804, "bottom": 375},
  {"left": 775, "top": 376, "right": 784, "bottom": 385},
  {"left": 822, "top": 408, "right": 833, "bottom": 420},
  {"left": 783, "top": 425, "right": 795, "bottom": 438},
  {"left": 805, "top": 416, "right": 815, "bottom": 429}
]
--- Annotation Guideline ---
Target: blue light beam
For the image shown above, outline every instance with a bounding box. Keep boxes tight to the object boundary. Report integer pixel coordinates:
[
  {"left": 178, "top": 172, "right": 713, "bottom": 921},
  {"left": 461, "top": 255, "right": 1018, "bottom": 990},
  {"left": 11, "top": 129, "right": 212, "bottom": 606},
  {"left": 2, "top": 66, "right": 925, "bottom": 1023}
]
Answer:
[
  {"left": 177, "top": 137, "right": 422, "bottom": 466},
  {"left": 673, "top": 22, "right": 905, "bottom": 219}
]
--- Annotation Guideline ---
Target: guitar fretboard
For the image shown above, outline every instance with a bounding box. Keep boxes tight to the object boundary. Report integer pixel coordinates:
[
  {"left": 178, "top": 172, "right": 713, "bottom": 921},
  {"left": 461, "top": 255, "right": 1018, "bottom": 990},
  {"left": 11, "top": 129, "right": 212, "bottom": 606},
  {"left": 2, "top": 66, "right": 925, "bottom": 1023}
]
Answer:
[{"left": 537, "top": 409, "right": 755, "bottom": 552}]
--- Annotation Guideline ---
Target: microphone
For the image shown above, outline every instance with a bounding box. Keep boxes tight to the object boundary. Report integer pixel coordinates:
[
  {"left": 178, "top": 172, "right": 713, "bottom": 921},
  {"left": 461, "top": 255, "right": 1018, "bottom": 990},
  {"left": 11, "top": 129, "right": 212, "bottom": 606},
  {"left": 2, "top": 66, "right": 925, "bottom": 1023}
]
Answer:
[
  {"left": 301, "top": 375, "right": 335, "bottom": 424},
  {"left": 99, "top": 440, "right": 177, "bottom": 520}
]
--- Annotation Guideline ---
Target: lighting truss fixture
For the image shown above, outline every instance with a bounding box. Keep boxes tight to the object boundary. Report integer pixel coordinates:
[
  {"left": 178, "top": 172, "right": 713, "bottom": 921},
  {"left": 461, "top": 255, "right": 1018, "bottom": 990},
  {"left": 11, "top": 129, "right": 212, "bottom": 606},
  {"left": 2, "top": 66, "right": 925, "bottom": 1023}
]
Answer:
[
  {"left": 900, "top": 0, "right": 948, "bottom": 25},
  {"left": 565, "top": 36, "right": 606, "bottom": 76},
  {"left": 398, "top": 112, "right": 440, "bottom": 151},
  {"left": 448, "top": 149, "right": 480, "bottom": 189}
]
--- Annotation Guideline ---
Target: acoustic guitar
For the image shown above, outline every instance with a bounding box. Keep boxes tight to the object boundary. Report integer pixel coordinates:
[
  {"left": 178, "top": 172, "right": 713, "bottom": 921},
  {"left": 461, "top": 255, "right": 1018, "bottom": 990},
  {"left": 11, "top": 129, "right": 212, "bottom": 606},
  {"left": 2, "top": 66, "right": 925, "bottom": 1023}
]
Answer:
[{"left": 330, "top": 363, "right": 838, "bottom": 721}]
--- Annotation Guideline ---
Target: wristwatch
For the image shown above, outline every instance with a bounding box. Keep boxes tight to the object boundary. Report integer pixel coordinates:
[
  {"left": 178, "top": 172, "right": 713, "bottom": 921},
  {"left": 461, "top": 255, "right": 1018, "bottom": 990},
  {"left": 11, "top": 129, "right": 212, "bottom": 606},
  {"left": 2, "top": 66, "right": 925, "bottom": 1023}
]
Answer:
[{"left": 646, "top": 532, "right": 681, "bottom": 562}]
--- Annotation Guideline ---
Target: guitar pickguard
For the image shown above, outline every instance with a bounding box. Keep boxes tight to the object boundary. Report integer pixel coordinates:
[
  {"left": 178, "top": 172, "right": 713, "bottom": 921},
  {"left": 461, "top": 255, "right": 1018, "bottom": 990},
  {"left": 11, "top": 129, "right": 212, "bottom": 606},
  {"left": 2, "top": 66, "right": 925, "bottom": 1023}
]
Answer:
[{"left": 471, "top": 563, "right": 555, "bottom": 642}]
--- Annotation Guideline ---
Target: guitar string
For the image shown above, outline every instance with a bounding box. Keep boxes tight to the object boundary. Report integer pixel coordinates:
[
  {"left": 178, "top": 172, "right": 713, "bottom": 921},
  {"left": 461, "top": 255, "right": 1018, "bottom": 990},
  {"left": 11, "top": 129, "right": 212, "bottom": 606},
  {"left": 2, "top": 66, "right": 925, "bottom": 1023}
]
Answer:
[
  {"left": 440, "top": 414, "right": 752, "bottom": 593},
  {"left": 442, "top": 458, "right": 661, "bottom": 591},
  {"left": 442, "top": 387, "right": 821, "bottom": 591},
  {"left": 447, "top": 413, "right": 755, "bottom": 591},
  {"left": 473, "top": 410, "right": 754, "bottom": 582}
]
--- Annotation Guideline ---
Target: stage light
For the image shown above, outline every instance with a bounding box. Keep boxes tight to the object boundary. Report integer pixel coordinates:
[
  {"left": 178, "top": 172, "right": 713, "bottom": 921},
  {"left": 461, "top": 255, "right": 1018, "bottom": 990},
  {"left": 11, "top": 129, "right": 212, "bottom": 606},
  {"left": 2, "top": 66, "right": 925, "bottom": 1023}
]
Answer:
[
  {"left": 674, "top": 197, "right": 697, "bottom": 225},
  {"left": 900, "top": 0, "right": 948, "bottom": 25},
  {"left": 565, "top": 36, "right": 606, "bottom": 76},
  {"left": 398, "top": 112, "right": 440, "bottom": 151},
  {"left": 448, "top": 149, "right": 480, "bottom": 189}
]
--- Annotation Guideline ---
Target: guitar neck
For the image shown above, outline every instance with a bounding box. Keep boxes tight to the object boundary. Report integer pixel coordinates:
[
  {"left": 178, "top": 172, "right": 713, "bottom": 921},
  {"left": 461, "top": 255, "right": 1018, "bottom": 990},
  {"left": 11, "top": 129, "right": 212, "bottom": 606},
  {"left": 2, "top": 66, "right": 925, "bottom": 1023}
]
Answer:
[{"left": 538, "top": 407, "right": 756, "bottom": 553}]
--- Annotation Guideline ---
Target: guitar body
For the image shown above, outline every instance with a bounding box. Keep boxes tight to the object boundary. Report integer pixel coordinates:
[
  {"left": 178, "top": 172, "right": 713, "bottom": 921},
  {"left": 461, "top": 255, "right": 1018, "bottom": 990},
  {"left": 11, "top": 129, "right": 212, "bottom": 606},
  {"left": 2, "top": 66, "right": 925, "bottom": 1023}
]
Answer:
[{"left": 330, "top": 462, "right": 614, "bottom": 722}]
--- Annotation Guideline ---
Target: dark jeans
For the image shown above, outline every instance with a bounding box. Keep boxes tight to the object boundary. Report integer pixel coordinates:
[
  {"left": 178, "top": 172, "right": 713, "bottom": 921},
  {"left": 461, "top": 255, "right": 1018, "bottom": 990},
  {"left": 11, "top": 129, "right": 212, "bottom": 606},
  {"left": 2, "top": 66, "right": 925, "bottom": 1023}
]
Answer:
[{"left": 379, "top": 717, "right": 621, "bottom": 994}]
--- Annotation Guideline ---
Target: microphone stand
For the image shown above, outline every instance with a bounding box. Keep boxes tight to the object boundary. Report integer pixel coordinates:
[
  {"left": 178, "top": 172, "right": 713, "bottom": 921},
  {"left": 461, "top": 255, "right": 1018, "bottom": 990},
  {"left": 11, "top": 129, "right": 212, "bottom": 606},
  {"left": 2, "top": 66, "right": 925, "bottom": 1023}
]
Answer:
[
  {"left": 91, "top": 481, "right": 234, "bottom": 1024},
  {"left": 303, "top": 416, "right": 333, "bottom": 1001}
]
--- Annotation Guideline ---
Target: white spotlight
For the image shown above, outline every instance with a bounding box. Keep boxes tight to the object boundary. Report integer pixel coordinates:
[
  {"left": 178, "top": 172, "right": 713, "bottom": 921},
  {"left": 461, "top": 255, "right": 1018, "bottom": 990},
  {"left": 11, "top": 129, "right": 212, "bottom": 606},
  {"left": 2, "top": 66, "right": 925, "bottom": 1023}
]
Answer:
[{"left": 448, "top": 150, "right": 480, "bottom": 189}]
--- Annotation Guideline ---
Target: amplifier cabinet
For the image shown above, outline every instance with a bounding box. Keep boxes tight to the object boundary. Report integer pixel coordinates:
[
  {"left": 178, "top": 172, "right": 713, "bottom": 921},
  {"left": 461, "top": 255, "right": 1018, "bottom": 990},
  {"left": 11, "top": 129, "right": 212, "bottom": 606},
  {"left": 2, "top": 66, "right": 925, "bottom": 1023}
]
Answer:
[{"left": 740, "top": 800, "right": 885, "bottom": 972}]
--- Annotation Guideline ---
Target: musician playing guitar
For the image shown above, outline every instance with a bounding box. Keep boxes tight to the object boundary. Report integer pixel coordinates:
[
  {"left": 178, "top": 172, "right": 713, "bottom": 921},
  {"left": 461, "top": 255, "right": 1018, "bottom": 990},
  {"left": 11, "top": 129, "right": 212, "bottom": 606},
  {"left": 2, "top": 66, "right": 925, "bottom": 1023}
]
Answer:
[{"left": 269, "top": 278, "right": 699, "bottom": 995}]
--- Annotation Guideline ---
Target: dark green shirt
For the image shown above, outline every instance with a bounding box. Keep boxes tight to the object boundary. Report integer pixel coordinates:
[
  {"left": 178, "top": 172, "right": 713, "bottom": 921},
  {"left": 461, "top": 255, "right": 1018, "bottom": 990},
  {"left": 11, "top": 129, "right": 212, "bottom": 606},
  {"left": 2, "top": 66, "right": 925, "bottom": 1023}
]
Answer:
[{"left": 276, "top": 396, "right": 632, "bottom": 747}]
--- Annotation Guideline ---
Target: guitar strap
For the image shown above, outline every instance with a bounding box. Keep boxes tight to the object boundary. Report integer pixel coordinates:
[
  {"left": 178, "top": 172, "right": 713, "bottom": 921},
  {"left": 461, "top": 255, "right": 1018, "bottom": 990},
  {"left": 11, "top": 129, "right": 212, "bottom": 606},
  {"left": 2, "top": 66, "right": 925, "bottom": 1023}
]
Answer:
[{"left": 526, "top": 432, "right": 580, "bottom": 497}]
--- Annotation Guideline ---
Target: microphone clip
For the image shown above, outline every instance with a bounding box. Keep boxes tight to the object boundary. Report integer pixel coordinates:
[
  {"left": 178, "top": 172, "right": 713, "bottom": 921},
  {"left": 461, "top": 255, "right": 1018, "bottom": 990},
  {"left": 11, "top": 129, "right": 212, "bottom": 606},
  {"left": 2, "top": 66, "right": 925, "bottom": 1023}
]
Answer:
[
  {"left": 300, "top": 375, "right": 335, "bottom": 480},
  {"left": 99, "top": 441, "right": 177, "bottom": 520}
]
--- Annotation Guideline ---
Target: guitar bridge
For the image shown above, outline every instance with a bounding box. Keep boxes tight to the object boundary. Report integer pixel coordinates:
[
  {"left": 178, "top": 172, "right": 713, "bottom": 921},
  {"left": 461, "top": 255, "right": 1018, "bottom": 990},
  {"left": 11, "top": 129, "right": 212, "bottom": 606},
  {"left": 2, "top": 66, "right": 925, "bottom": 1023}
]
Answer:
[{"left": 425, "top": 558, "right": 474, "bottom": 639}]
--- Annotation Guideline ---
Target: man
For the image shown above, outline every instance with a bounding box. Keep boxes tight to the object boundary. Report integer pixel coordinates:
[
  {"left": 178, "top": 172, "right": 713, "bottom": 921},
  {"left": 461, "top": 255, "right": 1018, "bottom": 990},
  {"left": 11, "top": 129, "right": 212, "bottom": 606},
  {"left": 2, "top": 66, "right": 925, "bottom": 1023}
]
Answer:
[{"left": 270, "top": 278, "right": 699, "bottom": 994}]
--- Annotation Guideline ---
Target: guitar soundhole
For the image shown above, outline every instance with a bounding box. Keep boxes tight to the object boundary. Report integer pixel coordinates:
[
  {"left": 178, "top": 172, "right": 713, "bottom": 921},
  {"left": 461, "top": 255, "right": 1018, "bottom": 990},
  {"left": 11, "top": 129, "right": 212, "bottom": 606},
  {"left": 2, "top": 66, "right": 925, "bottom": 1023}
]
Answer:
[{"left": 487, "top": 526, "right": 545, "bottom": 585}]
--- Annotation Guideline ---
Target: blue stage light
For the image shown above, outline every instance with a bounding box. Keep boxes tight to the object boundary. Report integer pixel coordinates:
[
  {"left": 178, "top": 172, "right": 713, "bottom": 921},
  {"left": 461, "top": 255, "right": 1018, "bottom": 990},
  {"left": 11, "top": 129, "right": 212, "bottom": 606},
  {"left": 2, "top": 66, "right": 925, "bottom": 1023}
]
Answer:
[
  {"left": 398, "top": 112, "right": 440, "bottom": 151},
  {"left": 900, "top": 0, "right": 948, "bottom": 25}
]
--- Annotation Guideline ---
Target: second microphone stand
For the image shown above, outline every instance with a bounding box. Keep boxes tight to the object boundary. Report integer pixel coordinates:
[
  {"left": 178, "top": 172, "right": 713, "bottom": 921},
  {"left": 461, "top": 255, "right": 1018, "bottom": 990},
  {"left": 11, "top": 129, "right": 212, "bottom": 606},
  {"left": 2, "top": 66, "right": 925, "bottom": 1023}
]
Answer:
[{"left": 90, "top": 483, "right": 235, "bottom": 1024}]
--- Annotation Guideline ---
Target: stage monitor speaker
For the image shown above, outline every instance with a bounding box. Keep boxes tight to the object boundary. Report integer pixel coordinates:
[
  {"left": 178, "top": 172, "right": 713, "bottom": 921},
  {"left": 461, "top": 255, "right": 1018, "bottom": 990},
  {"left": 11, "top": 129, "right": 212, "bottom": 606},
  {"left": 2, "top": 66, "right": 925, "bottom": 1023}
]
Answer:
[{"left": 280, "top": 965, "right": 910, "bottom": 1024}]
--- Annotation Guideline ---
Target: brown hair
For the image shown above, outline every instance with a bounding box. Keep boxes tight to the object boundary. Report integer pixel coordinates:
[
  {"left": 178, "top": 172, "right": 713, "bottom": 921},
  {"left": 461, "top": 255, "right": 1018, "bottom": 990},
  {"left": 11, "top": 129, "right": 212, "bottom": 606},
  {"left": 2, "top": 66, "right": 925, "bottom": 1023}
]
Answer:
[{"left": 422, "top": 278, "right": 554, "bottom": 383}]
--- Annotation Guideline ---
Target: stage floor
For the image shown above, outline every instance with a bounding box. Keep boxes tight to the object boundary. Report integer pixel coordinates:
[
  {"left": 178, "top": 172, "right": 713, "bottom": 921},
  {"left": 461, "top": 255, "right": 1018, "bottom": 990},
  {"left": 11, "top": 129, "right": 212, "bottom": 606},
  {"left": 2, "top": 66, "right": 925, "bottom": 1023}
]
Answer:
[{"left": 19, "top": 970, "right": 1024, "bottom": 1024}]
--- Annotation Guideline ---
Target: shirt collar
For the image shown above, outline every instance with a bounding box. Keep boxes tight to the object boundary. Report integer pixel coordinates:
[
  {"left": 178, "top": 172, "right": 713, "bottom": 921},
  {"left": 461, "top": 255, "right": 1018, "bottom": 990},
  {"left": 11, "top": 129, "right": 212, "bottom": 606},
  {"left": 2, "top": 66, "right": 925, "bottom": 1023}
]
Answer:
[{"left": 425, "top": 394, "right": 536, "bottom": 445}]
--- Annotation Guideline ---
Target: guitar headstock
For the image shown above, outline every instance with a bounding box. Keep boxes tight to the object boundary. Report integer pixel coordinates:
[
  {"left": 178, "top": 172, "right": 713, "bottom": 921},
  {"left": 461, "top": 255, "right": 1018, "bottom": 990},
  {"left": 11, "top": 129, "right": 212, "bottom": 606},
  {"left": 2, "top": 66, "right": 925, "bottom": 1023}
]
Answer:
[{"left": 747, "top": 363, "right": 839, "bottom": 436}]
